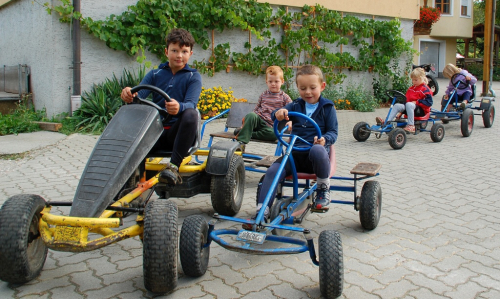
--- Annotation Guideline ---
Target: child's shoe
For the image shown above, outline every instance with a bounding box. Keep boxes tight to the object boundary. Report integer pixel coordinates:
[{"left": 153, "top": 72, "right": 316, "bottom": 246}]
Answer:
[
  {"left": 460, "top": 101, "right": 468, "bottom": 110},
  {"left": 404, "top": 125, "right": 415, "bottom": 133},
  {"left": 375, "top": 117, "right": 384, "bottom": 125},
  {"left": 314, "top": 183, "right": 330, "bottom": 209}
]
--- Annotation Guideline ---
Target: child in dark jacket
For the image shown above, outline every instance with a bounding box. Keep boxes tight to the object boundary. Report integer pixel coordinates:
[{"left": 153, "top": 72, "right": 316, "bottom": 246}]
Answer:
[
  {"left": 243, "top": 65, "right": 338, "bottom": 228},
  {"left": 376, "top": 67, "right": 433, "bottom": 133}
]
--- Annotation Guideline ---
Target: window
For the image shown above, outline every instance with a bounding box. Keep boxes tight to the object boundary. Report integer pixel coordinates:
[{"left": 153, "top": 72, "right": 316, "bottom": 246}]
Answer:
[
  {"left": 461, "top": 0, "right": 471, "bottom": 17},
  {"left": 436, "top": 0, "right": 450, "bottom": 14}
]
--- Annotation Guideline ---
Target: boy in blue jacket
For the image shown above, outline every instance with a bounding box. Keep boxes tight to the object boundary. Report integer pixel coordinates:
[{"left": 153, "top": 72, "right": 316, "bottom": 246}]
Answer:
[
  {"left": 120, "top": 28, "right": 202, "bottom": 185},
  {"left": 243, "top": 64, "right": 338, "bottom": 228}
]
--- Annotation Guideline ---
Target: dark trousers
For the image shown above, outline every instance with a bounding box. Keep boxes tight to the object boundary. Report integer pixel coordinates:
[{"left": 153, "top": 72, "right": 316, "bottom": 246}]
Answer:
[
  {"left": 151, "top": 108, "right": 198, "bottom": 166},
  {"left": 257, "top": 144, "right": 330, "bottom": 209}
]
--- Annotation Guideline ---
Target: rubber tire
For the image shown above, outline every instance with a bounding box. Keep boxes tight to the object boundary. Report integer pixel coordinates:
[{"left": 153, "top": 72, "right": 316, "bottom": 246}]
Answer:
[
  {"left": 427, "top": 76, "right": 439, "bottom": 96},
  {"left": 482, "top": 104, "right": 495, "bottom": 128},
  {"left": 359, "top": 181, "right": 382, "bottom": 231},
  {"left": 269, "top": 197, "right": 293, "bottom": 236},
  {"left": 180, "top": 215, "right": 210, "bottom": 277},
  {"left": 430, "top": 123, "right": 445, "bottom": 142},
  {"left": 388, "top": 128, "right": 406, "bottom": 150},
  {"left": 0, "top": 194, "right": 48, "bottom": 284},
  {"left": 210, "top": 154, "right": 245, "bottom": 216},
  {"left": 319, "top": 230, "right": 344, "bottom": 299},
  {"left": 461, "top": 108, "right": 474, "bottom": 137},
  {"left": 353, "top": 122, "right": 371, "bottom": 142},
  {"left": 143, "top": 199, "right": 178, "bottom": 294}
]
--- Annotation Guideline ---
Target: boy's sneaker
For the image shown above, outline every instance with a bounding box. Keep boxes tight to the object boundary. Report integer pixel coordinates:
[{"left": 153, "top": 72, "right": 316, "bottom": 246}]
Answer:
[
  {"left": 314, "top": 183, "right": 330, "bottom": 209},
  {"left": 159, "top": 163, "right": 182, "bottom": 185},
  {"left": 237, "top": 141, "right": 246, "bottom": 152},
  {"left": 460, "top": 101, "right": 467, "bottom": 110},
  {"left": 375, "top": 117, "right": 384, "bottom": 125},
  {"left": 234, "top": 127, "right": 242, "bottom": 136},
  {"left": 242, "top": 206, "right": 269, "bottom": 230}
]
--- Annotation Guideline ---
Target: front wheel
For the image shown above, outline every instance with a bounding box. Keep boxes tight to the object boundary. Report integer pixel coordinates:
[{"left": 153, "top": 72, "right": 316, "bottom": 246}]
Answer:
[
  {"left": 430, "top": 123, "right": 445, "bottom": 142},
  {"left": 319, "top": 230, "right": 344, "bottom": 299},
  {"left": 180, "top": 215, "right": 210, "bottom": 277},
  {"left": 359, "top": 181, "right": 382, "bottom": 230},
  {"left": 461, "top": 108, "right": 474, "bottom": 137},
  {"left": 210, "top": 154, "right": 245, "bottom": 216},
  {"left": 353, "top": 122, "right": 371, "bottom": 142},
  {"left": 482, "top": 104, "right": 495, "bottom": 128},
  {"left": 0, "top": 194, "right": 48, "bottom": 283},
  {"left": 143, "top": 199, "right": 178, "bottom": 294},
  {"left": 388, "top": 128, "right": 406, "bottom": 150}
]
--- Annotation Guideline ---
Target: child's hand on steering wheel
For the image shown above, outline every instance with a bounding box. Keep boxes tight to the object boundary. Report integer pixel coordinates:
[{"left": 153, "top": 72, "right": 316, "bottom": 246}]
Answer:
[
  {"left": 275, "top": 109, "right": 289, "bottom": 121},
  {"left": 314, "top": 136, "right": 325, "bottom": 146}
]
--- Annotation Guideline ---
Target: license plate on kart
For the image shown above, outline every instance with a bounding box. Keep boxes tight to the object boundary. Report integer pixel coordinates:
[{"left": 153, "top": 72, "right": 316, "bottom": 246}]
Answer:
[{"left": 237, "top": 230, "right": 267, "bottom": 244}]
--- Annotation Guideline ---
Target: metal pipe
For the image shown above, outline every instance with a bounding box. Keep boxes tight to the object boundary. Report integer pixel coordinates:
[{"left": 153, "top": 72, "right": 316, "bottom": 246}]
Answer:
[
  {"left": 72, "top": 0, "right": 81, "bottom": 96},
  {"left": 489, "top": 0, "right": 496, "bottom": 97}
]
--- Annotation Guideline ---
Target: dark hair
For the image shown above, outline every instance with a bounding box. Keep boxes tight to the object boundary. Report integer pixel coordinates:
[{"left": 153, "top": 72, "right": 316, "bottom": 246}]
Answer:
[{"left": 166, "top": 28, "right": 195, "bottom": 50}]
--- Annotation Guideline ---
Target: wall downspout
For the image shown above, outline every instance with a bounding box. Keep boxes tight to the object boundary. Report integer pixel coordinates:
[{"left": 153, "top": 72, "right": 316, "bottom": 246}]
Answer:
[{"left": 71, "top": 0, "right": 82, "bottom": 114}]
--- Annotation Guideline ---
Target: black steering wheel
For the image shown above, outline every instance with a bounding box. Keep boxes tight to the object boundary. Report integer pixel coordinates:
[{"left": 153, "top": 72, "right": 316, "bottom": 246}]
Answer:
[
  {"left": 386, "top": 90, "right": 407, "bottom": 104},
  {"left": 451, "top": 73, "right": 469, "bottom": 90},
  {"left": 273, "top": 111, "right": 322, "bottom": 152},
  {"left": 129, "top": 85, "right": 172, "bottom": 123}
]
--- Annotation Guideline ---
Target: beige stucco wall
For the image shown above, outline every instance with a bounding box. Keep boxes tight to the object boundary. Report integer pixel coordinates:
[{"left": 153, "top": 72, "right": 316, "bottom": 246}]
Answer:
[{"left": 259, "top": 0, "right": 420, "bottom": 19}]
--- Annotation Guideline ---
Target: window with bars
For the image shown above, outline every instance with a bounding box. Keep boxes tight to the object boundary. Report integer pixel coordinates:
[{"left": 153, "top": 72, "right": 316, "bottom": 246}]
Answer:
[{"left": 436, "top": 0, "right": 451, "bottom": 14}]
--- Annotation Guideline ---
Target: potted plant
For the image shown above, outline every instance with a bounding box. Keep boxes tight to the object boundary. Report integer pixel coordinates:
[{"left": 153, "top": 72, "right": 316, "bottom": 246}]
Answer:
[{"left": 414, "top": 6, "right": 441, "bottom": 35}]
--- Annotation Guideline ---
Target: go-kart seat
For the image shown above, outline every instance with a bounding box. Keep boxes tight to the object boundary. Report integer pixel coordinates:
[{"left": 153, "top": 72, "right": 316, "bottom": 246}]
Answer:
[
  {"left": 146, "top": 110, "right": 202, "bottom": 158},
  {"left": 400, "top": 111, "right": 430, "bottom": 122},
  {"left": 285, "top": 144, "right": 336, "bottom": 180}
]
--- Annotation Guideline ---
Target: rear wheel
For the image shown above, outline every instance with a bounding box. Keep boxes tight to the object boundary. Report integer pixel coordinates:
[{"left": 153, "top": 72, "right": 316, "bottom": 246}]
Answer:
[
  {"left": 319, "top": 230, "right": 344, "bottom": 299},
  {"left": 210, "top": 154, "right": 245, "bottom": 216},
  {"left": 427, "top": 76, "right": 439, "bottom": 96},
  {"left": 180, "top": 215, "right": 210, "bottom": 277},
  {"left": 482, "top": 104, "right": 495, "bottom": 128},
  {"left": 461, "top": 108, "right": 474, "bottom": 137},
  {"left": 0, "top": 194, "right": 48, "bottom": 283},
  {"left": 270, "top": 197, "right": 293, "bottom": 236},
  {"left": 353, "top": 122, "right": 371, "bottom": 142},
  {"left": 430, "top": 123, "right": 445, "bottom": 142},
  {"left": 143, "top": 199, "right": 178, "bottom": 293},
  {"left": 388, "top": 128, "right": 406, "bottom": 150},
  {"left": 359, "top": 181, "right": 382, "bottom": 230}
]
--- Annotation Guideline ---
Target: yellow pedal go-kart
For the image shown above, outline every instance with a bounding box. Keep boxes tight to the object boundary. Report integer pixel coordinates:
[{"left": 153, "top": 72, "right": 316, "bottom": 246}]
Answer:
[{"left": 0, "top": 85, "right": 245, "bottom": 294}]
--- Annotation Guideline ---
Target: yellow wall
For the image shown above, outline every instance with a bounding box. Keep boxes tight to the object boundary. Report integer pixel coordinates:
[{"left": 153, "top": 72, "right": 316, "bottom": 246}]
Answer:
[
  {"left": 427, "top": 0, "right": 474, "bottom": 38},
  {"left": 257, "top": 0, "right": 420, "bottom": 19}
]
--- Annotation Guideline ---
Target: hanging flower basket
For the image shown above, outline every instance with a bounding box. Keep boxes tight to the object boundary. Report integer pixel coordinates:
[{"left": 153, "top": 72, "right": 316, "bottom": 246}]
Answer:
[
  {"left": 414, "top": 6, "right": 441, "bottom": 35},
  {"left": 414, "top": 25, "right": 432, "bottom": 35}
]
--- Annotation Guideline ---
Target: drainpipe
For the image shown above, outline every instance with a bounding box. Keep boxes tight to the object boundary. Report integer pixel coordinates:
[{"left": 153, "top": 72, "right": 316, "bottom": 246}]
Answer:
[
  {"left": 71, "top": 0, "right": 82, "bottom": 114},
  {"left": 489, "top": 0, "right": 496, "bottom": 97}
]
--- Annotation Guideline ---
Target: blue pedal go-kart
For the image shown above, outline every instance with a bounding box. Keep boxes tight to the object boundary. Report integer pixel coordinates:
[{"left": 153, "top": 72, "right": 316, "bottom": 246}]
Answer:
[
  {"left": 431, "top": 73, "right": 495, "bottom": 137},
  {"left": 179, "top": 112, "right": 383, "bottom": 299},
  {"left": 353, "top": 90, "right": 445, "bottom": 149}
]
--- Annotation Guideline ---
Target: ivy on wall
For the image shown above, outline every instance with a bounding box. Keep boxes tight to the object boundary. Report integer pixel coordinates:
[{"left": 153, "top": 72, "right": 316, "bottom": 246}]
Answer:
[{"left": 42, "top": 0, "right": 414, "bottom": 88}]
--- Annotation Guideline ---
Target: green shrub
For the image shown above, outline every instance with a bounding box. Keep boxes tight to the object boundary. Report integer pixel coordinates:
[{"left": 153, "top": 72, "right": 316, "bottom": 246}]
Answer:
[
  {"left": 69, "top": 66, "right": 147, "bottom": 133},
  {"left": 0, "top": 103, "right": 41, "bottom": 136},
  {"left": 323, "top": 84, "right": 378, "bottom": 112}
]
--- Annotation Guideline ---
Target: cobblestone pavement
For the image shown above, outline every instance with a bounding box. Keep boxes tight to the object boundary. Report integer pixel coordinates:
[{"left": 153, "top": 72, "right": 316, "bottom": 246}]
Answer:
[{"left": 0, "top": 83, "right": 499, "bottom": 298}]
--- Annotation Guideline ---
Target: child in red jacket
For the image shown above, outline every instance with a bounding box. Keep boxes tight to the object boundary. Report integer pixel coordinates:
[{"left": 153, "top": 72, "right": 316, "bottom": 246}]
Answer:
[{"left": 376, "top": 68, "right": 433, "bottom": 133}]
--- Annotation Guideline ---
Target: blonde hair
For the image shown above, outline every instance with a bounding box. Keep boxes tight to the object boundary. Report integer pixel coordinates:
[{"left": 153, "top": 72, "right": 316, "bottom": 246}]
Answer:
[
  {"left": 266, "top": 66, "right": 284, "bottom": 81},
  {"left": 443, "top": 63, "right": 461, "bottom": 79},
  {"left": 411, "top": 67, "right": 428, "bottom": 85},
  {"left": 296, "top": 64, "right": 324, "bottom": 84}
]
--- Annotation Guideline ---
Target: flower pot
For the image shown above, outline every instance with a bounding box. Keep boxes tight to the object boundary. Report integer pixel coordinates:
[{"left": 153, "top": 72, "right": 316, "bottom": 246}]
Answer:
[{"left": 414, "top": 25, "right": 431, "bottom": 35}]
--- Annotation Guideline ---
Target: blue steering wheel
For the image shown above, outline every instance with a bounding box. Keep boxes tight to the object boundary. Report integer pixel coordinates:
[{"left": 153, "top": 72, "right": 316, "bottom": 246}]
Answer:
[{"left": 273, "top": 111, "right": 322, "bottom": 152}]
